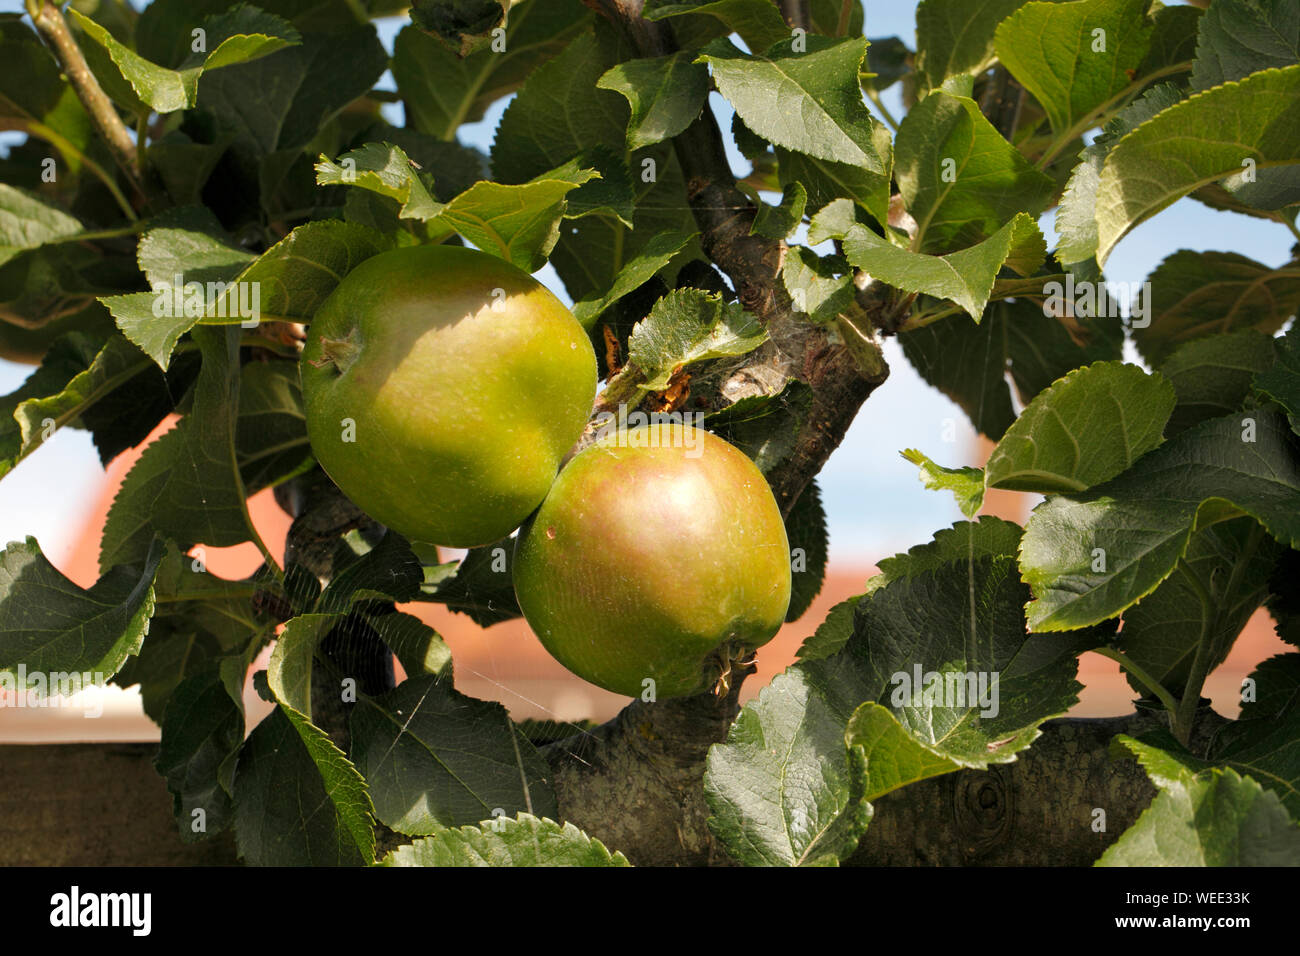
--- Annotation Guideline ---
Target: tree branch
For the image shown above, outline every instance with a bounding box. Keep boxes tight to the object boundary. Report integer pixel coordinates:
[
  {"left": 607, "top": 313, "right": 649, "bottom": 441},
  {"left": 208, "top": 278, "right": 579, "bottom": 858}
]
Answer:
[
  {"left": 776, "top": 0, "right": 811, "bottom": 31},
  {"left": 849, "top": 706, "right": 1228, "bottom": 865},
  {"left": 27, "top": 0, "right": 147, "bottom": 209},
  {"left": 587, "top": 0, "right": 890, "bottom": 517}
]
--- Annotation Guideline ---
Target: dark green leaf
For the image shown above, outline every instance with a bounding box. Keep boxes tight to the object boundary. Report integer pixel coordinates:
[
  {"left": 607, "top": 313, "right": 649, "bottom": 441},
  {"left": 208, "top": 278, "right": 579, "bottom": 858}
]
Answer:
[
  {"left": 785, "top": 479, "right": 827, "bottom": 622},
  {"left": 350, "top": 673, "right": 557, "bottom": 835},
  {"left": 232, "top": 705, "right": 375, "bottom": 866},
  {"left": 1020, "top": 408, "right": 1300, "bottom": 630},
  {"left": 0, "top": 536, "right": 162, "bottom": 688}
]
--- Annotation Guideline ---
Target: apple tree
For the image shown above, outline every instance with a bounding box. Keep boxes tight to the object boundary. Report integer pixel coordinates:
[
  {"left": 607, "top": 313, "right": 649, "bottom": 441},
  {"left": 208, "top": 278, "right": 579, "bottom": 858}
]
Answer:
[{"left": 2, "top": 0, "right": 1300, "bottom": 866}]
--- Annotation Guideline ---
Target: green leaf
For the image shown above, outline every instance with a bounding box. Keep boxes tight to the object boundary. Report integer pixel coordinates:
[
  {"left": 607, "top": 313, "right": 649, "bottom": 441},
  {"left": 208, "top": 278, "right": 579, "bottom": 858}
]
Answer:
[
  {"left": 643, "top": 0, "right": 790, "bottom": 53},
  {"left": 69, "top": 6, "right": 298, "bottom": 115},
  {"left": 1137, "top": 2, "right": 1202, "bottom": 77},
  {"left": 1133, "top": 249, "right": 1300, "bottom": 368},
  {"left": 491, "top": 30, "right": 629, "bottom": 184},
  {"left": 1095, "top": 65, "right": 1300, "bottom": 263},
  {"left": 1097, "top": 767, "right": 1300, "bottom": 866},
  {"left": 785, "top": 480, "right": 827, "bottom": 622},
  {"left": 216, "top": 220, "right": 391, "bottom": 323},
  {"left": 1185, "top": 1, "right": 1300, "bottom": 209},
  {"left": 781, "top": 246, "right": 855, "bottom": 323},
  {"left": 196, "top": 19, "right": 387, "bottom": 156},
  {"left": 1119, "top": 655, "right": 1300, "bottom": 817},
  {"left": 435, "top": 161, "right": 599, "bottom": 272},
  {"left": 0, "top": 19, "right": 94, "bottom": 174},
  {"left": 114, "top": 558, "right": 268, "bottom": 725},
  {"left": 409, "top": 0, "right": 507, "bottom": 56},
  {"left": 382, "top": 814, "right": 630, "bottom": 866},
  {"left": 776, "top": 119, "right": 894, "bottom": 227},
  {"left": 821, "top": 203, "right": 1046, "bottom": 320},
  {"left": 627, "top": 289, "right": 768, "bottom": 391},
  {"left": 1255, "top": 322, "right": 1300, "bottom": 435},
  {"left": 869, "top": 517, "right": 1024, "bottom": 595},
  {"left": 1116, "top": 518, "right": 1279, "bottom": 701},
  {"left": 1191, "top": 0, "right": 1300, "bottom": 91},
  {"left": 1054, "top": 83, "right": 1183, "bottom": 273},
  {"left": 895, "top": 91, "right": 1056, "bottom": 253},
  {"left": 315, "top": 143, "right": 441, "bottom": 221},
  {"left": 235, "top": 359, "right": 312, "bottom": 491},
  {"left": 1190, "top": 0, "right": 1300, "bottom": 214},
  {"left": 414, "top": 540, "right": 521, "bottom": 627},
  {"left": 0, "top": 184, "right": 82, "bottom": 267},
  {"left": 1203, "top": 658, "right": 1300, "bottom": 816},
  {"left": 705, "top": 659, "right": 875, "bottom": 867},
  {"left": 900, "top": 296, "right": 1124, "bottom": 440},
  {"left": 135, "top": 207, "right": 255, "bottom": 291},
  {"left": 570, "top": 229, "right": 695, "bottom": 329},
  {"left": 1161, "top": 330, "right": 1278, "bottom": 435},
  {"left": 848, "top": 555, "right": 1087, "bottom": 767},
  {"left": 314, "top": 532, "right": 424, "bottom": 615},
  {"left": 915, "top": 0, "right": 1028, "bottom": 90},
  {"left": 1020, "top": 408, "right": 1300, "bottom": 631},
  {"left": 597, "top": 51, "right": 709, "bottom": 151},
  {"left": 370, "top": 611, "right": 453, "bottom": 681},
  {"left": 98, "top": 327, "right": 255, "bottom": 572},
  {"left": 749, "top": 182, "right": 807, "bottom": 241},
  {"left": 392, "top": 3, "right": 590, "bottom": 140},
  {"left": 863, "top": 35, "right": 912, "bottom": 92},
  {"left": 0, "top": 333, "right": 158, "bottom": 479},
  {"left": 795, "top": 596, "right": 860, "bottom": 662},
  {"left": 148, "top": 132, "right": 232, "bottom": 207},
  {"left": 994, "top": 0, "right": 1153, "bottom": 136},
  {"left": 154, "top": 659, "right": 245, "bottom": 842},
  {"left": 0, "top": 536, "right": 162, "bottom": 689},
  {"left": 985, "top": 361, "right": 1176, "bottom": 493},
  {"left": 699, "top": 36, "right": 887, "bottom": 173},
  {"left": 845, "top": 701, "right": 964, "bottom": 802},
  {"left": 491, "top": 26, "right": 694, "bottom": 302},
  {"left": 104, "top": 219, "right": 389, "bottom": 369},
  {"left": 349, "top": 673, "right": 557, "bottom": 836},
  {"left": 900, "top": 448, "right": 985, "bottom": 517},
  {"left": 233, "top": 705, "right": 375, "bottom": 866}
]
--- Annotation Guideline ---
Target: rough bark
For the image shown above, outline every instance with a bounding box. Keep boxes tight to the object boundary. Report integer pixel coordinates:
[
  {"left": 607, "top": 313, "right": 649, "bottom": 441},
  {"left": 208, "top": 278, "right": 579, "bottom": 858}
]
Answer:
[
  {"left": 850, "top": 707, "right": 1227, "bottom": 866},
  {"left": 541, "top": 701, "right": 1226, "bottom": 867},
  {"left": 0, "top": 707, "right": 1221, "bottom": 865},
  {"left": 543, "top": 668, "right": 751, "bottom": 867}
]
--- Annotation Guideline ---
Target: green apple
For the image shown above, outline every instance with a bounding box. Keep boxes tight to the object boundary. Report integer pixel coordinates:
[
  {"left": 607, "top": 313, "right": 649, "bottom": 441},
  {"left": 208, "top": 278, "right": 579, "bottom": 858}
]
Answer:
[
  {"left": 512, "top": 422, "right": 792, "bottom": 699},
  {"left": 300, "top": 244, "right": 597, "bottom": 548}
]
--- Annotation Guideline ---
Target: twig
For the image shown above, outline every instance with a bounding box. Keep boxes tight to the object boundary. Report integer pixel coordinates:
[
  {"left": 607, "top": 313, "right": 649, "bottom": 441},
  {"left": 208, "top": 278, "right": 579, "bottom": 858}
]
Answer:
[
  {"left": 1089, "top": 646, "right": 1179, "bottom": 717},
  {"left": 776, "top": 0, "right": 810, "bottom": 31},
  {"left": 26, "top": 0, "right": 147, "bottom": 208}
]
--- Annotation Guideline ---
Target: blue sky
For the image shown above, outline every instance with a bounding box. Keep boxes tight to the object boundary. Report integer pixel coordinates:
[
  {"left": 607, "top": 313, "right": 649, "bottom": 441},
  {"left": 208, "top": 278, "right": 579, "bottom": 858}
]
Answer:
[{"left": 1, "top": 0, "right": 1294, "bottom": 570}]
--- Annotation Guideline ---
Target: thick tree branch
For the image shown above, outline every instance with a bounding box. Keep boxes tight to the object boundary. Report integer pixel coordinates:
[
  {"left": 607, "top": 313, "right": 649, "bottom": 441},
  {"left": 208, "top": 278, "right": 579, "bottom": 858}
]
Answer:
[{"left": 850, "top": 706, "right": 1229, "bottom": 865}]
